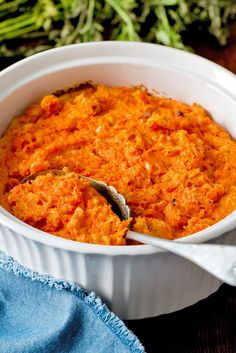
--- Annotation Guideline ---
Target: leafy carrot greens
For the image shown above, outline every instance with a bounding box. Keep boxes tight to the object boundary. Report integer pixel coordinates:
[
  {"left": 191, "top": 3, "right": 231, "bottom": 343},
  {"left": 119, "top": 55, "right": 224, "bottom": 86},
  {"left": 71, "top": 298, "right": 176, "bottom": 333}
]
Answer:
[{"left": 0, "top": 0, "right": 236, "bottom": 56}]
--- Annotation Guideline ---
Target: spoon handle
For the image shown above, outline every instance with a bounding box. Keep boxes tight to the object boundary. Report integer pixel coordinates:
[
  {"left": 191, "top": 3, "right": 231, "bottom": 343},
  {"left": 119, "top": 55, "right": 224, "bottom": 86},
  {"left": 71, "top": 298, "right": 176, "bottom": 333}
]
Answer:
[{"left": 127, "top": 230, "right": 236, "bottom": 286}]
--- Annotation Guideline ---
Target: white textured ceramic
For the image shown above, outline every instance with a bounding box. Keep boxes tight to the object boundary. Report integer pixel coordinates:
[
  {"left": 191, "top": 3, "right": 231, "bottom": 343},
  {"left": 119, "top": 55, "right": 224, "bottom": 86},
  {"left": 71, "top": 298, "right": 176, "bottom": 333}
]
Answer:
[{"left": 0, "top": 42, "right": 236, "bottom": 320}]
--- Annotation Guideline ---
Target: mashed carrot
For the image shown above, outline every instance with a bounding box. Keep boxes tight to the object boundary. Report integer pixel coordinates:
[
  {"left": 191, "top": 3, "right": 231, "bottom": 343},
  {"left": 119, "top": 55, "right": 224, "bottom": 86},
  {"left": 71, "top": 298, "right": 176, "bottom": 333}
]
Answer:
[
  {"left": 0, "top": 84, "right": 236, "bottom": 244},
  {"left": 6, "top": 171, "right": 130, "bottom": 245}
]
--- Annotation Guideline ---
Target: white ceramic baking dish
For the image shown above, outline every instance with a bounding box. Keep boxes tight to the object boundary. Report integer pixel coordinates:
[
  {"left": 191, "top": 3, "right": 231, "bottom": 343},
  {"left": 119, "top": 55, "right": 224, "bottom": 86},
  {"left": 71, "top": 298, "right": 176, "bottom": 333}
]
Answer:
[{"left": 0, "top": 42, "right": 236, "bottom": 320}]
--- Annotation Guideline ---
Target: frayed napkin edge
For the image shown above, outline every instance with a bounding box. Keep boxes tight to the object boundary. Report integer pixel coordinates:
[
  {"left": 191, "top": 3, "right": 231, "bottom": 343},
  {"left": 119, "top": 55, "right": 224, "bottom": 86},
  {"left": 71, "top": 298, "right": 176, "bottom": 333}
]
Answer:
[{"left": 0, "top": 250, "right": 145, "bottom": 353}]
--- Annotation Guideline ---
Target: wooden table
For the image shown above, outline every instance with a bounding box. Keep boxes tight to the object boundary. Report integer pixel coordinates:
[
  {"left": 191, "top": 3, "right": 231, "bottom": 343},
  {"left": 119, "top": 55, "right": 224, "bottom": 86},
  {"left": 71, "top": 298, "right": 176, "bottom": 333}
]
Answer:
[
  {"left": 1, "top": 33, "right": 236, "bottom": 353},
  {"left": 126, "top": 284, "right": 236, "bottom": 352}
]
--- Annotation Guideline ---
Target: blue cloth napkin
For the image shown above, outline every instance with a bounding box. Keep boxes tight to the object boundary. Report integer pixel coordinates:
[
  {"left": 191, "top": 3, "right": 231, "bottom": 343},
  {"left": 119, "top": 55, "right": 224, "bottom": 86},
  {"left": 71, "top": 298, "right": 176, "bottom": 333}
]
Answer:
[{"left": 0, "top": 251, "right": 145, "bottom": 353}]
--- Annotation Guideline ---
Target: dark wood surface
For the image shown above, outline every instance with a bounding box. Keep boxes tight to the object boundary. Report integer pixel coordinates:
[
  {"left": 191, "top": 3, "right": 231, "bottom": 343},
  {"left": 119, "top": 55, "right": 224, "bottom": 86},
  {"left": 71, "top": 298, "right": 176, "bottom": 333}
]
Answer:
[
  {"left": 193, "top": 22, "right": 236, "bottom": 75},
  {"left": 126, "top": 284, "right": 236, "bottom": 353},
  {"left": 1, "top": 28, "right": 236, "bottom": 353}
]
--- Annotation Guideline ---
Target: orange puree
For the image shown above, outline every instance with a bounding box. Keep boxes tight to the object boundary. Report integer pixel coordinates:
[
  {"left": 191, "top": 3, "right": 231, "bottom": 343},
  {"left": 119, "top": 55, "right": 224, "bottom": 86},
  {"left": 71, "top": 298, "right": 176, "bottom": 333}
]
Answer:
[
  {"left": 6, "top": 172, "right": 130, "bottom": 245},
  {"left": 0, "top": 84, "right": 236, "bottom": 244}
]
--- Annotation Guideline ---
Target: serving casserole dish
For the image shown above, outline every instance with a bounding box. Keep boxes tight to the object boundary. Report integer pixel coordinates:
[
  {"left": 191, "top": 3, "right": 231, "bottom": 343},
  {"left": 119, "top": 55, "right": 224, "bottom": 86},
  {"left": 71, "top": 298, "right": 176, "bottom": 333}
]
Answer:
[{"left": 0, "top": 41, "right": 236, "bottom": 319}]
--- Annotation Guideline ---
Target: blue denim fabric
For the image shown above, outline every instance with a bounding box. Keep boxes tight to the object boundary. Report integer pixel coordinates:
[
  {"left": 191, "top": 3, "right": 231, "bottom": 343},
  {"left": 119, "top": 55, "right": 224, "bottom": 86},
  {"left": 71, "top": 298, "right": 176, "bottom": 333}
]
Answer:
[{"left": 0, "top": 251, "right": 144, "bottom": 353}]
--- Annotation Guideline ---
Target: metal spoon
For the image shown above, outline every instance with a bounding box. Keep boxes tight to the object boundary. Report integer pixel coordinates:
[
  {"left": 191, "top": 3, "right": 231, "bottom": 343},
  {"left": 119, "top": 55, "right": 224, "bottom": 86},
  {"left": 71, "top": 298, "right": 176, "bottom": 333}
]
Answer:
[{"left": 21, "top": 170, "right": 236, "bottom": 286}]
